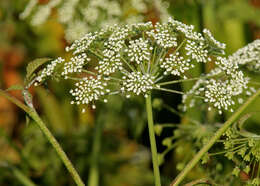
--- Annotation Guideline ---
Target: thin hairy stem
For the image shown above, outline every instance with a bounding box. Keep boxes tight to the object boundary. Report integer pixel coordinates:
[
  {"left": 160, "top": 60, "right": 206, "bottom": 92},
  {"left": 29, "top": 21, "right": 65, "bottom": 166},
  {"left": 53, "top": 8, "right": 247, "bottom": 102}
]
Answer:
[
  {"left": 145, "top": 94, "right": 161, "bottom": 186},
  {"left": 171, "top": 88, "right": 260, "bottom": 186},
  {"left": 0, "top": 90, "right": 85, "bottom": 186}
]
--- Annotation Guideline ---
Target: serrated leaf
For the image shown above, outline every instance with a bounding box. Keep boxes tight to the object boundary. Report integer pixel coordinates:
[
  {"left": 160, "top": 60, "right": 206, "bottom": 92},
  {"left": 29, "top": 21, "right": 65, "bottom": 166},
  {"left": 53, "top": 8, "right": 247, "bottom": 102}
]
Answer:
[
  {"left": 5, "top": 84, "right": 24, "bottom": 91},
  {"left": 25, "top": 58, "right": 51, "bottom": 84}
]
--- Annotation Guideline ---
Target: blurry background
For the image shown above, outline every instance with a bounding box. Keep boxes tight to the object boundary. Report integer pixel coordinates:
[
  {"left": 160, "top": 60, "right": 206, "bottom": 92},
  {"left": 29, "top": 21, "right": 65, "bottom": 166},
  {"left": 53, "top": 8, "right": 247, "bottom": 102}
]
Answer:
[{"left": 0, "top": 0, "right": 260, "bottom": 185}]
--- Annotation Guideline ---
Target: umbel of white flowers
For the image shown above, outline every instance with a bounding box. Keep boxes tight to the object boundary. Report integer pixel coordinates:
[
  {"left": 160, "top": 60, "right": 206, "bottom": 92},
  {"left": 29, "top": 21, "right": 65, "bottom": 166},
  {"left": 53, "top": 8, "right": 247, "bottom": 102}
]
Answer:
[
  {"left": 20, "top": 0, "right": 169, "bottom": 42},
  {"left": 31, "top": 17, "right": 251, "bottom": 114}
]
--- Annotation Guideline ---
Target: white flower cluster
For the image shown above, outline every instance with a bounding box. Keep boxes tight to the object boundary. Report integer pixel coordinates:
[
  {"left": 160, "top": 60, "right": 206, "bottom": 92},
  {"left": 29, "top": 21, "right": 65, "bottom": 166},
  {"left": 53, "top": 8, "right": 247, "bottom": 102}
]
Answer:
[
  {"left": 121, "top": 72, "right": 157, "bottom": 98},
  {"left": 34, "top": 57, "right": 64, "bottom": 86},
  {"left": 21, "top": 0, "right": 170, "bottom": 42},
  {"left": 96, "top": 49, "right": 123, "bottom": 75},
  {"left": 185, "top": 40, "right": 211, "bottom": 63},
  {"left": 204, "top": 79, "right": 236, "bottom": 114},
  {"left": 168, "top": 18, "right": 204, "bottom": 41},
  {"left": 65, "top": 21, "right": 89, "bottom": 43},
  {"left": 160, "top": 52, "right": 194, "bottom": 76},
  {"left": 229, "top": 39, "right": 260, "bottom": 71},
  {"left": 203, "top": 29, "right": 226, "bottom": 50},
  {"left": 31, "top": 0, "right": 61, "bottom": 26},
  {"left": 147, "top": 22, "right": 178, "bottom": 48},
  {"left": 125, "top": 38, "right": 152, "bottom": 64},
  {"left": 58, "top": 0, "right": 79, "bottom": 24},
  {"left": 65, "top": 31, "right": 101, "bottom": 54},
  {"left": 69, "top": 76, "right": 110, "bottom": 109},
  {"left": 183, "top": 56, "right": 249, "bottom": 113},
  {"left": 62, "top": 54, "right": 90, "bottom": 79},
  {"left": 30, "top": 18, "right": 253, "bottom": 114}
]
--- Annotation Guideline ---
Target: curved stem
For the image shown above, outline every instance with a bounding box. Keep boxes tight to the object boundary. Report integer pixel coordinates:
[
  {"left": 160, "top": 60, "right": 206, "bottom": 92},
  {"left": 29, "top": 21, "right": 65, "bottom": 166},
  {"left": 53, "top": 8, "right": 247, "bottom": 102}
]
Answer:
[
  {"left": 145, "top": 94, "right": 161, "bottom": 186},
  {"left": 171, "top": 89, "right": 260, "bottom": 186},
  {"left": 0, "top": 90, "right": 85, "bottom": 186}
]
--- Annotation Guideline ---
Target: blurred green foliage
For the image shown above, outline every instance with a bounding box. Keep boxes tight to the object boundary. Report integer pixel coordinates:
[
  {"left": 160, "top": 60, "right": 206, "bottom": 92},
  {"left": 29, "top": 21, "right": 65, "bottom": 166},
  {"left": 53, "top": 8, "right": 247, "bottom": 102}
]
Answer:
[{"left": 0, "top": 0, "right": 260, "bottom": 185}]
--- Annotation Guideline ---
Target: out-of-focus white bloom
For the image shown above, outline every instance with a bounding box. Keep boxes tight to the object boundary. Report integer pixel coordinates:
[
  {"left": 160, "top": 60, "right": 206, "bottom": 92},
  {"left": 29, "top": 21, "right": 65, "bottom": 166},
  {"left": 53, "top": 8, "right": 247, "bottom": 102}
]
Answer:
[
  {"left": 30, "top": 5, "right": 51, "bottom": 26},
  {"left": 58, "top": 0, "right": 79, "bottom": 24},
  {"left": 20, "top": 0, "right": 37, "bottom": 19},
  {"left": 229, "top": 39, "right": 260, "bottom": 71},
  {"left": 21, "top": 0, "right": 170, "bottom": 42},
  {"left": 131, "top": 0, "right": 147, "bottom": 12},
  {"left": 65, "top": 21, "right": 88, "bottom": 43}
]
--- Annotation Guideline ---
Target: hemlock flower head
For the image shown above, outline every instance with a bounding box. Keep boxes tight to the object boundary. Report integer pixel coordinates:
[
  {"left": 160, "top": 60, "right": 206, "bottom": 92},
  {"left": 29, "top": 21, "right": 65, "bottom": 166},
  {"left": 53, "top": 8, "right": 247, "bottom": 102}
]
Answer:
[
  {"left": 30, "top": 18, "right": 249, "bottom": 114},
  {"left": 229, "top": 39, "right": 260, "bottom": 71},
  {"left": 20, "top": 0, "right": 170, "bottom": 42}
]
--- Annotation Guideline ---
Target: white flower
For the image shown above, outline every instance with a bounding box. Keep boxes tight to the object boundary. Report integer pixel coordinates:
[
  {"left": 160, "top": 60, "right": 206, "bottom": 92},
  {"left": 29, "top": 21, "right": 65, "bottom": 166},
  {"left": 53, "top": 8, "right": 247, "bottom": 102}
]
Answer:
[
  {"left": 160, "top": 52, "right": 194, "bottom": 76},
  {"left": 168, "top": 17, "right": 204, "bottom": 41},
  {"left": 185, "top": 40, "right": 211, "bottom": 63},
  {"left": 69, "top": 76, "right": 110, "bottom": 108},
  {"left": 62, "top": 54, "right": 90, "bottom": 78},
  {"left": 121, "top": 72, "right": 157, "bottom": 98},
  {"left": 96, "top": 49, "right": 123, "bottom": 75},
  {"left": 125, "top": 38, "right": 152, "bottom": 64},
  {"left": 203, "top": 28, "right": 226, "bottom": 50},
  {"left": 147, "top": 22, "right": 177, "bottom": 48},
  {"left": 34, "top": 57, "right": 64, "bottom": 85},
  {"left": 229, "top": 39, "right": 260, "bottom": 71}
]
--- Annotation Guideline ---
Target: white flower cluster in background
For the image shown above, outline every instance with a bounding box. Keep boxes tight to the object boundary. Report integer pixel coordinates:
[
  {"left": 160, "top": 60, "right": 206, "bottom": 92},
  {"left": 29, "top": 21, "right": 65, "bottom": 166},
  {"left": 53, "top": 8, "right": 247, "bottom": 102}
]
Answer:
[
  {"left": 203, "top": 29, "right": 226, "bottom": 50},
  {"left": 229, "top": 39, "right": 260, "bottom": 71},
  {"left": 20, "top": 0, "right": 170, "bottom": 42},
  {"left": 30, "top": 18, "right": 252, "bottom": 114}
]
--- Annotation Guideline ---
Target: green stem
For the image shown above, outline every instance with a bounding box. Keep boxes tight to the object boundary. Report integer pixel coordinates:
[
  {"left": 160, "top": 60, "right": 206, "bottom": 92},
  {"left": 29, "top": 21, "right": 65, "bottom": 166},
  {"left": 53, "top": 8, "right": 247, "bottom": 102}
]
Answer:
[
  {"left": 145, "top": 94, "right": 161, "bottom": 186},
  {"left": 11, "top": 166, "right": 37, "bottom": 186},
  {"left": 0, "top": 90, "right": 85, "bottom": 186},
  {"left": 88, "top": 120, "right": 103, "bottom": 186},
  {"left": 171, "top": 89, "right": 260, "bottom": 186}
]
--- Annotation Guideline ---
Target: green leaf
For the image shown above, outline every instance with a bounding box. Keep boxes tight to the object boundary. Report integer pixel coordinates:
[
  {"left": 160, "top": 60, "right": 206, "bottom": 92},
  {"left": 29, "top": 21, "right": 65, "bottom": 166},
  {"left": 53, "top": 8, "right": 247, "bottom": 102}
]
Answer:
[
  {"left": 25, "top": 58, "right": 51, "bottom": 85},
  {"left": 5, "top": 84, "right": 24, "bottom": 91}
]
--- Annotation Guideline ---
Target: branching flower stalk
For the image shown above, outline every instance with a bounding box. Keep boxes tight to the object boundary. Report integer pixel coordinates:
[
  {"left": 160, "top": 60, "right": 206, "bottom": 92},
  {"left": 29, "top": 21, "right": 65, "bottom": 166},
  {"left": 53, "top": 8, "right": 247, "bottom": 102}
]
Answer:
[
  {"left": 26, "top": 18, "right": 250, "bottom": 186},
  {"left": 171, "top": 88, "right": 260, "bottom": 186}
]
